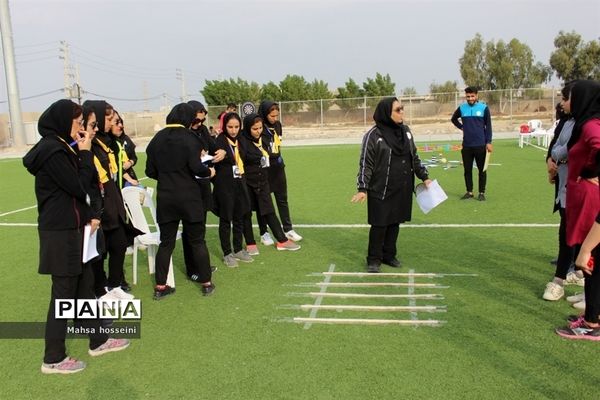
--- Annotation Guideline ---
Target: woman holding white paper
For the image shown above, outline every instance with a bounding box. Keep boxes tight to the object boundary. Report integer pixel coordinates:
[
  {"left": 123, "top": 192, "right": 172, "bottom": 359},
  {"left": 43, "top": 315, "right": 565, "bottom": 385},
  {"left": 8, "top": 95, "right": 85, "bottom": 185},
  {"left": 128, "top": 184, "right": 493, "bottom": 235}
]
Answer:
[
  {"left": 351, "top": 97, "right": 431, "bottom": 273},
  {"left": 23, "top": 99, "right": 129, "bottom": 374}
]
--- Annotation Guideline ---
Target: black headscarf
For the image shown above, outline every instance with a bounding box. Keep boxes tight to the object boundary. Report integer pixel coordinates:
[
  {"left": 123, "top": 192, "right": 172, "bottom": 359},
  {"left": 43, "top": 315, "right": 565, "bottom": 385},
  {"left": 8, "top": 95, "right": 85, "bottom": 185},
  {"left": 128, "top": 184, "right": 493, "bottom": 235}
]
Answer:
[
  {"left": 37, "top": 99, "right": 77, "bottom": 143},
  {"left": 166, "top": 102, "right": 195, "bottom": 127},
  {"left": 373, "top": 97, "right": 408, "bottom": 155},
  {"left": 24, "top": 99, "right": 79, "bottom": 175},
  {"left": 222, "top": 112, "right": 242, "bottom": 142},
  {"left": 187, "top": 100, "right": 208, "bottom": 125},
  {"left": 82, "top": 100, "right": 110, "bottom": 133},
  {"left": 569, "top": 80, "right": 600, "bottom": 147},
  {"left": 258, "top": 100, "right": 282, "bottom": 136},
  {"left": 242, "top": 113, "right": 263, "bottom": 143}
]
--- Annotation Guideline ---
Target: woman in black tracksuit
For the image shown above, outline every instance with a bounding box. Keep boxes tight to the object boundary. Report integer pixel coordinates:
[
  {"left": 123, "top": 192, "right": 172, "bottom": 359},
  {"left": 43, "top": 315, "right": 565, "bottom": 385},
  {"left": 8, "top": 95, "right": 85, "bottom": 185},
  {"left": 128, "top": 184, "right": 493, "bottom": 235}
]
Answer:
[
  {"left": 351, "top": 97, "right": 431, "bottom": 273},
  {"left": 145, "top": 103, "right": 216, "bottom": 298},
  {"left": 239, "top": 113, "right": 300, "bottom": 252}
]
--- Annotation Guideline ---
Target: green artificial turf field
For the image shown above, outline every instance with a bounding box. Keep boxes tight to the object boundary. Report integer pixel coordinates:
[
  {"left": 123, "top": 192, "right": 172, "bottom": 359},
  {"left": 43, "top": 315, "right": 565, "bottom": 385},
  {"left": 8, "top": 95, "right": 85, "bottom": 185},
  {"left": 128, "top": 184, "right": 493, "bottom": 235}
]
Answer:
[{"left": 0, "top": 140, "right": 597, "bottom": 399}]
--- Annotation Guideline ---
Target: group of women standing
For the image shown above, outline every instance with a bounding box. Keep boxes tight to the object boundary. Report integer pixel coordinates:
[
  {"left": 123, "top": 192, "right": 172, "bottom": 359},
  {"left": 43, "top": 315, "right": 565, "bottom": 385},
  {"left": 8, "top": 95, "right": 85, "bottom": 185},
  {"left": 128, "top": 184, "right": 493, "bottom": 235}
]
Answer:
[
  {"left": 543, "top": 80, "right": 600, "bottom": 340},
  {"left": 145, "top": 100, "right": 302, "bottom": 298}
]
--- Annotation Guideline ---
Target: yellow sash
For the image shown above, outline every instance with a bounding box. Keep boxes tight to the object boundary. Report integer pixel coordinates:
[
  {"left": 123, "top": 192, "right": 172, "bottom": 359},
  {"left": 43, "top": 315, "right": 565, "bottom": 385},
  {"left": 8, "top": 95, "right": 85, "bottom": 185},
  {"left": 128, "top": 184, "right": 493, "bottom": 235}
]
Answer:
[
  {"left": 254, "top": 137, "right": 269, "bottom": 159},
  {"left": 227, "top": 137, "right": 244, "bottom": 175},
  {"left": 268, "top": 127, "right": 281, "bottom": 154}
]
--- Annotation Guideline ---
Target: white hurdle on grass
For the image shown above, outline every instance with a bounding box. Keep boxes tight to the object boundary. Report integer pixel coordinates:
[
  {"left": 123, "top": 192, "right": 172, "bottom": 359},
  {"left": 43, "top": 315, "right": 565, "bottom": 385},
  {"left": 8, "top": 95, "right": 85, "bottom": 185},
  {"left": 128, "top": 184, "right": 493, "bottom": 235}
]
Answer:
[
  {"left": 299, "top": 305, "right": 445, "bottom": 312},
  {"left": 305, "top": 292, "right": 443, "bottom": 299},
  {"left": 315, "top": 282, "right": 445, "bottom": 288},
  {"left": 294, "top": 317, "right": 444, "bottom": 326}
]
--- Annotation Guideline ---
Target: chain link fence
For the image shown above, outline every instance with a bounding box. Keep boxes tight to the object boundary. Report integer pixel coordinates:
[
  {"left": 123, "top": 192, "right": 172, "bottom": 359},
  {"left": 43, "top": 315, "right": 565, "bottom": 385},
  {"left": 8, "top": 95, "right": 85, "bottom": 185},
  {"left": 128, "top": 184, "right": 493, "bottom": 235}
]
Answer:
[{"left": 1, "top": 87, "right": 560, "bottom": 148}]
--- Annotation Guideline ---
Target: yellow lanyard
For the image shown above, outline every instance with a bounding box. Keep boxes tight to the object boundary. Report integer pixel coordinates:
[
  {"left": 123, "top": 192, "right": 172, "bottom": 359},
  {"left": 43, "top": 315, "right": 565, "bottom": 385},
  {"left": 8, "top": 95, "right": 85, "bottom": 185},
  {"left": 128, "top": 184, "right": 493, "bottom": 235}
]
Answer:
[
  {"left": 254, "top": 137, "right": 269, "bottom": 159},
  {"left": 268, "top": 127, "right": 281, "bottom": 154},
  {"left": 94, "top": 138, "right": 118, "bottom": 176},
  {"left": 165, "top": 124, "right": 184, "bottom": 128},
  {"left": 226, "top": 137, "right": 244, "bottom": 175}
]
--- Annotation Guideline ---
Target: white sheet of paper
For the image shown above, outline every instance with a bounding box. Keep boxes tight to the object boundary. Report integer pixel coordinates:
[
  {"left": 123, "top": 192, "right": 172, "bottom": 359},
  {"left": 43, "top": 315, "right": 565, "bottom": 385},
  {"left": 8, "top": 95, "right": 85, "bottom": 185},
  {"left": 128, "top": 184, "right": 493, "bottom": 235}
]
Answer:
[
  {"left": 82, "top": 224, "right": 99, "bottom": 263},
  {"left": 415, "top": 179, "right": 448, "bottom": 214},
  {"left": 483, "top": 151, "right": 491, "bottom": 172},
  {"left": 201, "top": 154, "right": 214, "bottom": 163}
]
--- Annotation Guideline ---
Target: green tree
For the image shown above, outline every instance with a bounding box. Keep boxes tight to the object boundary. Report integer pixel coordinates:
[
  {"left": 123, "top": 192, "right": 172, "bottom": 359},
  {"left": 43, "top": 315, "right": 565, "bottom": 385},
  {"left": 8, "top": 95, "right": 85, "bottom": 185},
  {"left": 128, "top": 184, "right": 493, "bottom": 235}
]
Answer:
[
  {"left": 306, "top": 79, "right": 332, "bottom": 112},
  {"left": 362, "top": 73, "right": 395, "bottom": 97},
  {"left": 429, "top": 80, "right": 459, "bottom": 102},
  {"left": 459, "top": 34, "right": 550, "bottom": 90},
  {"left": 261, "top": 81, "right": 282, "bottom": 101},
  {"left": 550, "top": 31, "right": 600, "bottom": 81},
  {"left": 201, "top": 78, "right": 260, "bottom": 105},
  {"left": 336, "top": 78, "right": 365, "bottom": 112},
  {"left": 459, "top": 33, "right": 487, "bottom": 89},
  {"left": 279, "top": 74, "right": 309, "bottom": 112}
]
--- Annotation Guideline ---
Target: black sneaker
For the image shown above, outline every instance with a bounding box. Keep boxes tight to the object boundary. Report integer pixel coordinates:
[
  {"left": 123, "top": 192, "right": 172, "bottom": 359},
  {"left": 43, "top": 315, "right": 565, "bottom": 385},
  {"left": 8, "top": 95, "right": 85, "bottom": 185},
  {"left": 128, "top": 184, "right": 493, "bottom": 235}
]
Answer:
[
  {"left": 382, "top": 258, "right": 401, "bottom": 268},
  {"left": 153, "top": 285, "right": 175, "bottom": 300},
  {"left": 367, "top": 263, "right": 381, "bottom": 273},
  {"left": 120, "top": 280, "right": 132, "bottom": 292},
  {"left": 478, "top": 193, "right": 486, "bottom": 201},
  {"left": 201, "top": 282, "right": 216, "bottom": 296},
  {"left": 460, "top": 192, "right": 474, "bottom": 200}
]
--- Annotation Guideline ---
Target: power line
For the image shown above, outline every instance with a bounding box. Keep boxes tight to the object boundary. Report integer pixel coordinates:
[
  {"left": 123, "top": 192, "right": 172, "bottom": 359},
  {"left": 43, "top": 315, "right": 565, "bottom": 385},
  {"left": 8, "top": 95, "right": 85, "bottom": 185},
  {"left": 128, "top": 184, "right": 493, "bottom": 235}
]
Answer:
[
  {"left": 0, "top": 88, "right": 63, "bottom": 104},
  {"left": 15, "top": 55, "right": 57, "bottom": 64},
  {"left": 76, "top": 60, "right": 172, "bottom": 80},
  {"left": 82, "top": 89, "right": 166, "bottom": 102},
  {"left": 14, "top": 40, "right": 57, "bottom": 49},
  {"left": 15, "top": 48, "right": 56, "bottom": 57},
  {"left": 69, "top": 43, "right": 175, "bottom": 74}
]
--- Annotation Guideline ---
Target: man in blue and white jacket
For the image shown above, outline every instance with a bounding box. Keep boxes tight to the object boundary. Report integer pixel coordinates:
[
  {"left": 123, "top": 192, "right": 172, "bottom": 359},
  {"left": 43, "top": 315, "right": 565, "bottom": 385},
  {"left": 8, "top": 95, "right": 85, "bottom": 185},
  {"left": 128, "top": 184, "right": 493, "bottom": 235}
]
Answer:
[{"left": 451, "top": 86, "right": 493, "bottom": 201}]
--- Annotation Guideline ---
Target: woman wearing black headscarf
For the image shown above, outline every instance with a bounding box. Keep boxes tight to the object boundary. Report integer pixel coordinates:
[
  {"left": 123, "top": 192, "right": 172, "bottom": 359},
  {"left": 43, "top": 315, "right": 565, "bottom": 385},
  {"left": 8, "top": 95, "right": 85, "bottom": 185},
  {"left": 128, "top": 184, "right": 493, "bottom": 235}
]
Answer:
[
  {"left": 256, "top": 101, "right": 303, "bottom": 245},
  {"left": 239, "top": 113, "right": 301, "bottom": 254},
  {"left": 23, "top": 99, "right": 129, "bottom": 374},
  {"left": 146, "top": 103, "right": 216, "bottom": 299},
  {"left": 556, "top": 80, "right": 600, "bottom": 340},
  {"left": 351, "top": 97, "right": 431, "bottom": 273},
  {"left": 213, "top": 113, "right": 255, "bottom": 267},
  {"left": 83, "top": 100, "right": 136, "bottom": 299}
]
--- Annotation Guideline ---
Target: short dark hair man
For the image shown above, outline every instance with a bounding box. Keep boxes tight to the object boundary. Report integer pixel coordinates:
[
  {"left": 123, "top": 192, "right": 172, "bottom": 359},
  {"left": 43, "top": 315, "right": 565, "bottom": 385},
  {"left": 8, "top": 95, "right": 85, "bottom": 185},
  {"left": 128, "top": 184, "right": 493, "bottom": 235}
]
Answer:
[{"left": 451, "top": 86, "right": 493, "bottom": 201}]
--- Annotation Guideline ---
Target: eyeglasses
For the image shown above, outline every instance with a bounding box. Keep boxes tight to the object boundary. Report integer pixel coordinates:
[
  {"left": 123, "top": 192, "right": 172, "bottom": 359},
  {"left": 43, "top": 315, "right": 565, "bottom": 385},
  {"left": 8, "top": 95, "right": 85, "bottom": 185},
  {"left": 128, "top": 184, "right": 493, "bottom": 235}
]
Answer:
[
  {"left": 116, "top": 119, "right": 123, "bottom": 125},
  {"left": 76, "top": 119, "right": 84, "bottom": 126},
  {"left": 393, "top": 107, "right": 404, "bottom": 113},
  {"left": 90, "top": 121, "right": 98, "bottom": 129}
]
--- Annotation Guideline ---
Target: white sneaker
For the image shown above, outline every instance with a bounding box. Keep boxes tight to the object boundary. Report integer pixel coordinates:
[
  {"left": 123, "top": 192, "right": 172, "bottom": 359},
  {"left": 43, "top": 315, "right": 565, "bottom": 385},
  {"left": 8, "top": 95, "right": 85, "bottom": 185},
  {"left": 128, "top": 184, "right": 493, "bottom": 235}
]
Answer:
[
  {"left": 566, "top": 292, "right": 585, "bottom": 303},
  {"left": 565, "top": 271, "right": 585, "bottom": 286},
  {"left": 106, "top": 286, "right": 134, "bottom": 300},
  {"left": 285, "top": 229, "right": 303, "bottom": 242},
  {"left": 573, "top": 300, "right": 586, "bottom": 310},
  {"left": 260, "top": 232, "right": 274, "bottom": 246},
  {"left": 99, "top": 290, "right": 121, "bottom": 301},
  {"left": 542, "top": 282, "right": 564, "bottom": 301}
]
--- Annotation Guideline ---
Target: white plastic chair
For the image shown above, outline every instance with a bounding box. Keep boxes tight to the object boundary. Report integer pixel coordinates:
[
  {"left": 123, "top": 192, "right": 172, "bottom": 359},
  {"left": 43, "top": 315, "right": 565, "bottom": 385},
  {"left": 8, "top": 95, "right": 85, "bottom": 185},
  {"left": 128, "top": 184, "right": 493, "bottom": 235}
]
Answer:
[
  {"left": 527, "top": 120, "right": 551, "bottom": 147},
  {"left": 121, "top": 186, "right": 179, "bottom": 287}
]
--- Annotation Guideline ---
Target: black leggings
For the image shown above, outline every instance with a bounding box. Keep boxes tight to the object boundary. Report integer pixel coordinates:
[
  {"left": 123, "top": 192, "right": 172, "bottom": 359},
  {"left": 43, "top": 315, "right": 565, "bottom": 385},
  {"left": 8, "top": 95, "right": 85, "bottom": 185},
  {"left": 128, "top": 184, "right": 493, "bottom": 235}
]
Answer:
[
  {"left": 584, "top": 245, "right": 600, "bottom": 324},
  {"left": 92, "top": 224, "right": 127, "bottom": 295},
  {"left": 156, "top": 220, "right": 211, "bottom": 285},
  {"left": 554, "top": 208, "right": 574, "bottom": 280},
  {"left": 44, "top": 265, "right": 108, "bottom": 363}
]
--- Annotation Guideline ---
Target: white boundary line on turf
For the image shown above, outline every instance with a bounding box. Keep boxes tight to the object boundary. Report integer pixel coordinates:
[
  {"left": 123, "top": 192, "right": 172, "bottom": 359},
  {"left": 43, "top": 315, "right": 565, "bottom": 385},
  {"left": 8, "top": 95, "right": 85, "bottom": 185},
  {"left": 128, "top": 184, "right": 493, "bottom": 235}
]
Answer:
[
  {"left": 0, "top": 222, "right": 559, "bottom": 228},
  {"left": 0, "top": 205, "right": 37, "bottom": 217},
  {"left": 304, "top": 263, "right": 335, "bottom": 330}
]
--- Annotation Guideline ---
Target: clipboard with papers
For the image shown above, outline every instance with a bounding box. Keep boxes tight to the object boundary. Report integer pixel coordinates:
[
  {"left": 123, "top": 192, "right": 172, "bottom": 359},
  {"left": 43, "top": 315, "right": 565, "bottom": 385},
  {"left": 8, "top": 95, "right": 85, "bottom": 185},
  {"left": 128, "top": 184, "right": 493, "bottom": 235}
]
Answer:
[
  {"left": 483, "top": 151, "right": 491, "bottom": 172},
  {"left": 415, "top": 179, "right": 448, "bottom": 214}
]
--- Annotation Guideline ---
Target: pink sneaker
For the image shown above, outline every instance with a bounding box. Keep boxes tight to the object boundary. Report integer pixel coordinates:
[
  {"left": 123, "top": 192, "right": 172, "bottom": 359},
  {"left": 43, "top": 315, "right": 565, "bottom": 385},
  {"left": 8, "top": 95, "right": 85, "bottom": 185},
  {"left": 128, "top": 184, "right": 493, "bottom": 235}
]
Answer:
[
  {"left": 88, "top": 338, "right": 130, "bottom": 357},
  {"left": 41, "top": 357, "right": 86, "bottom": 374},
  {"left": 276, "top": 240, "right": 301, "bottom": 251},
  {"left": 246, "top": 244, "right": 259, "bottom": 256}
]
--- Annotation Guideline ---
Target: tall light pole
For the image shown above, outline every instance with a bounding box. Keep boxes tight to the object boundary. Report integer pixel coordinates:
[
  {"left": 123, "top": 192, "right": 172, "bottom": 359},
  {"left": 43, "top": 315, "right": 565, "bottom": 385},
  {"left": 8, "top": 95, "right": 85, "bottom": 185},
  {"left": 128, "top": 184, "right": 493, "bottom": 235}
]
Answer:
[{"left": 0, "top": 0, "right": 25, "bottom": 146}]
